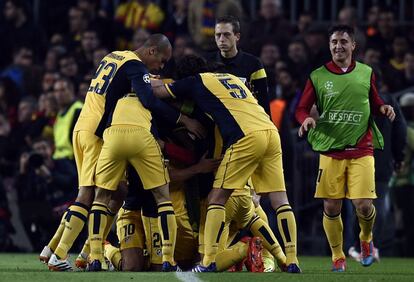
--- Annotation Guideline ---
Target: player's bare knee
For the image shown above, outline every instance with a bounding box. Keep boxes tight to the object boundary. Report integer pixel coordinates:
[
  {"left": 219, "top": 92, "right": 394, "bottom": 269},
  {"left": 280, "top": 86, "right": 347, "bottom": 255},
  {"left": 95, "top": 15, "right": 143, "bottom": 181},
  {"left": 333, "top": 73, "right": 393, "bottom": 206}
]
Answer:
[
  {"left": 114, "top": 181, "right": 128, "bottom": 201},
  {"left": 323, "top": 199, "right": 342, "bottom": 216},
  {"left": 352, "top": 199, "right": 373, "bottom": 216},
  {"left": 108, "top": 198, "right": 123, "bottom": 214},
  {"left": 267, "top": 191, "right": 289, "bottom": 210},
  {"left": 108, "top": 185, "right": 127, "bottom": 212},
  {"left": 76, "top": 186, "right": 95, "bottom": 207},
  {"left": 94, "top": 187, "right": 112, "bottom": 204},
  {"left": 151, "top": 184, "right": 170, "bottom": 204},
  {"left": 208, "top": 188, "right": 232, "bottom": 205}
]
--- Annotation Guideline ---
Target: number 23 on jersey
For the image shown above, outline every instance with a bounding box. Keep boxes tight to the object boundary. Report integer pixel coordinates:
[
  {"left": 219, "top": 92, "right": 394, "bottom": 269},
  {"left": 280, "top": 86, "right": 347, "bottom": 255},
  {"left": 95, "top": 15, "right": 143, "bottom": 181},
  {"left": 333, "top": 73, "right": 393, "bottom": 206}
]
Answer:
[{"left": 88, "top": 60, "right": 118, "bottom": 95}]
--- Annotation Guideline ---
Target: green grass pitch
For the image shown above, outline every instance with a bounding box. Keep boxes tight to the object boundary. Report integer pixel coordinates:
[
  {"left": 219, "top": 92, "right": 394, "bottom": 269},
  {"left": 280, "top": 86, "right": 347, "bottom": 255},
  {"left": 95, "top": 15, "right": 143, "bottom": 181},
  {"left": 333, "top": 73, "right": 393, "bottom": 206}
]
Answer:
[{"left": 1, "top": 254, "right": 414, "bottom": 282}]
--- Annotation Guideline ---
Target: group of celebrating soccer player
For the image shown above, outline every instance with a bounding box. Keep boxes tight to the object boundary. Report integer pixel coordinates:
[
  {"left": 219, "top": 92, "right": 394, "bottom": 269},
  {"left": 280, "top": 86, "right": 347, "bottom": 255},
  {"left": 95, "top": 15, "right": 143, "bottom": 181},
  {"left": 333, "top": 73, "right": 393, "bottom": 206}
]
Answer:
[{"left": 37, "top": 14, "right": 396, "bottom": 274}]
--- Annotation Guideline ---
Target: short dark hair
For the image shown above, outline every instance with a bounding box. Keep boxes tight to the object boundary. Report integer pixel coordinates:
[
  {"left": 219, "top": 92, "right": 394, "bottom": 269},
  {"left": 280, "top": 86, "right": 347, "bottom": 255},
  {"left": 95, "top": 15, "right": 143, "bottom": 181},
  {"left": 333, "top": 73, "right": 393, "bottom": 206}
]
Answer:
[
  {"left": 216, "top": 15, "right": 241, "bottom": 34},
  {"left": 328, "top": 25, "right": 355, "bottom": 40},
  {"left": 175, "top": 55, "right": 224, "bottom": 79}
]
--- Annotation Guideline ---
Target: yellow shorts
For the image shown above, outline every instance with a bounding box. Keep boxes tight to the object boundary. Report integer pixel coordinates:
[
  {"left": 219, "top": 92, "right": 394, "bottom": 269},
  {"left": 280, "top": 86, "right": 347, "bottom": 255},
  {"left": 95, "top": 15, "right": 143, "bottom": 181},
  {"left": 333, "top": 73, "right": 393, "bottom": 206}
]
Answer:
[
  {"left": 225, "top": 195, "right": 255, "bottom": 229},
  {"left": 175, "top": 213, "right": 198, "bottom": 262},
  {"left": 95, "top": 125, "right": 170, "bottom": 190},
  {"left": 218, "top": 195, "right": 255, "bottom": 251},
  {"left": 142, "top": 213, "right": 197, "bottom": 264},
  {"left": 72, "top": 130, "right": 103, "bottom": 187},
  {"left": 214, "top": 129, "right": 285, "bottom": 194},
  {"left": 315, "top": 155, "right": 377, "bottom": 199},
  {"left": 199, "top": 194, "right": 256, "bottom": 252},
  {"left": 116, "top": 208, "right": 145, "bottom": 250}
]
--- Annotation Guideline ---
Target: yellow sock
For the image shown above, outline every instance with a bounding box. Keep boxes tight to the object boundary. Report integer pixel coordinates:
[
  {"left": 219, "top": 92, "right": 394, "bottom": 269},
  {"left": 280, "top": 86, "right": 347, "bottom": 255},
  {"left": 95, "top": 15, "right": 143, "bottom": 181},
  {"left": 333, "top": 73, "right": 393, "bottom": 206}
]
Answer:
[
  {"left": 48, "top": 211, "right": 67, "bottom": 251},
  {"left": 157, "top": 201, "right": 177, "bottom": 264},
  {"left": 104, "top": 243, "right": 122, "bottom": 270},
  {"left": 202, "top": 204, "right": 225, "bottom": 266},
  {"left": 276, "top": 205, "right": 298, "bottom": 264},
  {"left": 323, "top": 212, "right": 345, "bottom": 261},
  {"left": 255, "top": 205, "right": 277, "bottom": 270},
  {"left": 88, "top": 202, "right": 108, "bottom": 261},
  {"left": 103, "top": 211, "right": 116, "bottom": 241},
  {"left": 215, "top": 241, "right": 248, "bottom": 271},
  {"left": 55, "top": 203, "right": 88, "bottom": 259},
  {"left": 198, "top": 199, "right": 208, "bottom": 255},
  {"left": 248, "top": 215, "right": 286, "bottom": 266},
  {"left": 80, "top": 239, "right": 90, "bottom": 255},
  {"left": 255, "top": 205, "right": 269, "bottom": 223},
  {"left": 357, "top": 205, "right": 376, "bottom": 242}
]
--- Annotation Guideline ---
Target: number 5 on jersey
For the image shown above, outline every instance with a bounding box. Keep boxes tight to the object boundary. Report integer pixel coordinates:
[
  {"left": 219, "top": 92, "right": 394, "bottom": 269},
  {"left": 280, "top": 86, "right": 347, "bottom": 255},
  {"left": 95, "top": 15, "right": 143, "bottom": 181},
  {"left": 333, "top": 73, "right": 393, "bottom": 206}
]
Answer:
[{"left": 219, "top": 77, "right": 247, "bottom": 99}]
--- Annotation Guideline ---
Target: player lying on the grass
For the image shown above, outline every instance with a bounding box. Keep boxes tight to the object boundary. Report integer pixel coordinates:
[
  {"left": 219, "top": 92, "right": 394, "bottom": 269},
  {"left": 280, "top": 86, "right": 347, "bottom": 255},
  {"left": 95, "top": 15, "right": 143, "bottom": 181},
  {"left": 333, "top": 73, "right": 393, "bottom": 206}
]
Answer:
[{"left": 152, "top": 55, "right": 301, "bottom": 273}]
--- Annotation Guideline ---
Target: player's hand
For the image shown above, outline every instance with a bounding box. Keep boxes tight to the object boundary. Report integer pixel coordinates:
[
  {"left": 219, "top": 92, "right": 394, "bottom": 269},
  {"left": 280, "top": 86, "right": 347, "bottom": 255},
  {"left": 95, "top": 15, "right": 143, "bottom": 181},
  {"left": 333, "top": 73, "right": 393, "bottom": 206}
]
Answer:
[
  {"left": 298, "top": 117, "right": 316, "bottom": 137},
  {"left": 150, "top": 78, "right": 164, "bottom": 88},
  {"left": 195, "top": 153, "right": 222, "bottom": 173},
  {"left": 179, "top": 115, "right": 207, "bottom": 139},
  {"left": 380, "top": 105, "right": 395, "bottom": 121}
]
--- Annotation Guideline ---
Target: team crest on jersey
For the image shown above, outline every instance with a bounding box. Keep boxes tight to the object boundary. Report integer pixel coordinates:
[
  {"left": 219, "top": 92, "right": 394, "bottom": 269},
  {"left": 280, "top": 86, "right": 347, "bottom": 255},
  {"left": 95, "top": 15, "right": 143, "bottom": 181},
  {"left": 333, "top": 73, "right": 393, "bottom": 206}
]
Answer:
[{"left": 143, "top": 74, "right": 150, "bottom": 83}]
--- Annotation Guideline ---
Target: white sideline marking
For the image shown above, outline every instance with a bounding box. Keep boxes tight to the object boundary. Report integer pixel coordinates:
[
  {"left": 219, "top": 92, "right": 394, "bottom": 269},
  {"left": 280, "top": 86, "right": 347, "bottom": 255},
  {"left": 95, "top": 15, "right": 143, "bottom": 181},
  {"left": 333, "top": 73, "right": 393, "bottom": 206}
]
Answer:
[{"left": 175, "top": 272, "right": 203, "bottom": 282}]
